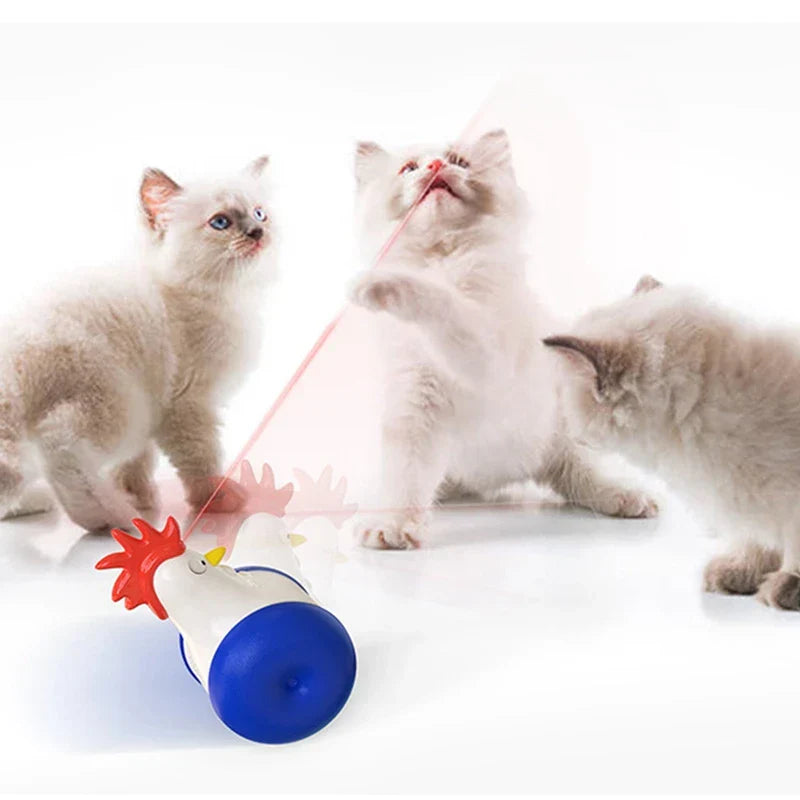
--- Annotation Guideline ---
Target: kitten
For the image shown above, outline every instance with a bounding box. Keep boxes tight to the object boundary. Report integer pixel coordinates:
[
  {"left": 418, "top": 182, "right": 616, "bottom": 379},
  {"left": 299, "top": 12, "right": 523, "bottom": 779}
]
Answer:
[
  {"left": 350, "top": 129, "right": 656, "bottom": 549},
  {"left": 0, "top": 158, "right": 275, "bottom": 532},
  {"left": 544, "top": 276, "right": 800, "bottom": 611}
]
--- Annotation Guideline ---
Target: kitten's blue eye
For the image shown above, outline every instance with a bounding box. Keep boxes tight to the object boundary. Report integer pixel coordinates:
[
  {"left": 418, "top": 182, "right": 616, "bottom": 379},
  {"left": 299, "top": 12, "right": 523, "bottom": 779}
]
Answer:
[
  {"left": 253, "top": 207, "right": 267, "bottom": 222},
  {"left": 209, "top": 214, "right": 231, "bottom": 230}
]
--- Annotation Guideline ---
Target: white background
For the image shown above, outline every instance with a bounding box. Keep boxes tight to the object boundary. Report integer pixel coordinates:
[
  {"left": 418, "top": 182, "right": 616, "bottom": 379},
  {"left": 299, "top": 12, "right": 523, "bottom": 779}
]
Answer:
[{"left": 2, "top": 11, "right": 800, "bottom": 796}]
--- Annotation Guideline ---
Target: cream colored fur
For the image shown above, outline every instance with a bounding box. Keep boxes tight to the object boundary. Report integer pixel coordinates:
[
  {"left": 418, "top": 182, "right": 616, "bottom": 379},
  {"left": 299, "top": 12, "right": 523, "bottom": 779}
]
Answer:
[
  {"left": 545, "top": 276, "right": 800, "bottom": 610},
  {"left": 0, "top": 159, "right": 275, "bottom": 532},
  {"left": 350, "top": 130, "right": 655, "bottom": 549}
]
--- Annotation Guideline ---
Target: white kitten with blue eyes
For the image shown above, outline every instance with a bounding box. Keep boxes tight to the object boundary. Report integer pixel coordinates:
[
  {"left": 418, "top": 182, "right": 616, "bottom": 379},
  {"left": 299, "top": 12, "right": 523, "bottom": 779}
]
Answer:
[
  {"left": 351, "top": 129, "right": 656, "bottom": 549},
  {"left": 0, "top": 158, "right": 276, "bottom": 534}
]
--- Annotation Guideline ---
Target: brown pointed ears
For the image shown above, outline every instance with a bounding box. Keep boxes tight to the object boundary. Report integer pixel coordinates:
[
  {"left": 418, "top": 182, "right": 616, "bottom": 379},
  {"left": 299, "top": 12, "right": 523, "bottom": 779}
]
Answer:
[
  {"left": 542, "top": 335, "right": 628, "bottom": 398},
  {"left": 354, "top": 140, "right": 389, "bottom": 187},
  {"left": 634, "top": 274, "right": 663, "bottom": 294},
  {"left": 469, "top": 128, "right": 512, "bottom": 170},
  {"left": 245, "top": 155, "right": 270, "bottom": 178},
  {"left": 543, "top": 335, "right": 604, "bottom": 376},
  {"left": 140, "top": 168, "right": 182, "bottom": 232}
]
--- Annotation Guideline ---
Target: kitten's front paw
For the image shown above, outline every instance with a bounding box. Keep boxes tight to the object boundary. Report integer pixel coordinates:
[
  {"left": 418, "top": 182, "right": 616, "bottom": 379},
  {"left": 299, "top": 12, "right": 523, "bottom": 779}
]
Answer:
[
  {"left": 354, "top": 514, "right": 426, "bottom": 550},
  {"left": 351, "top": 272, "right": 425, "bottom": 322},
  {"left": 186, "top": 476, "right": 246, "bottom": 514},
  {"left": 704, "top": 549, "right": 781, "bottom": 595},
  {"left": 64, "top": 504, "right": 135, "bottom": 535},
  {"left": 757, "top": 571, "right": 800, "bottom": 611},
  {"left": 595, "top": 490, "right": 658, "bottom": 519},
  {"left": 704, "top": 555, "right": 762, "bottom": 595}
]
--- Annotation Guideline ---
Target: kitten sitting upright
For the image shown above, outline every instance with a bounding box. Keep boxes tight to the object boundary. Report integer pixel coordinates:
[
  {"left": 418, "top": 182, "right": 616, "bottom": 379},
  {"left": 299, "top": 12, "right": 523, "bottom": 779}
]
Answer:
[
  {"left": 545, "top": 276, "right": 800, "bottom": 611},
  {"left": 0, "top": 158, "right": 274, "bottom": 532},
  {"left": 350, "top": 129, "right": 655, "bottom": 549}
]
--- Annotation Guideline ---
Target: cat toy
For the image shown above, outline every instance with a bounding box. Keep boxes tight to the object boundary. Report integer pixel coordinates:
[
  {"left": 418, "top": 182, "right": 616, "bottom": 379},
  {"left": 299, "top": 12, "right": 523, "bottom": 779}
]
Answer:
[{"left": 95, "top": 512, "right": 357, "bottom": 744}]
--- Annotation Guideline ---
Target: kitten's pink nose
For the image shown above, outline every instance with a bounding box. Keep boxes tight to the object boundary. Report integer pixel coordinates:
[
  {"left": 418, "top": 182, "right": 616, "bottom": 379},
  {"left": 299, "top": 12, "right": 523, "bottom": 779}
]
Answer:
[{"left": 427, "top": 159, "right": 444, "bottom": 171}]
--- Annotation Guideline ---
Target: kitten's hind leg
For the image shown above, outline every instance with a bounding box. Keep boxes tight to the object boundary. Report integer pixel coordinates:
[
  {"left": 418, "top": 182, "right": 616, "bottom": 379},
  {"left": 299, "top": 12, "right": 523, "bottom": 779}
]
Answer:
[
  {"left": 537, "top": 435, "right": 658, "bottom": 519},
  {"left": 0, "top": 458, "right": 24, "bottom": 517},
  {"left": 758, "top": 570, "right": 800, "bottom": 610},
  {"left": 704, "top": 542, "right": 780, "bottom": 595},
  {"left": 757, "top": 536, "right": 800, "bottom": 611},
  {"left": 0, "top": 409, "right": 54, "bottom": 519},
  {"left": 0, "top": 393, "right": 26, "bottom": 517},
  {"left": 435, "top": 478, "right": 483, "bottom": 505},
  {"left": 2, "top": 482, "right": 55, "bottom": 519},
  {"left": 35, "top": 401, "right": 139, "bottom": 532}
]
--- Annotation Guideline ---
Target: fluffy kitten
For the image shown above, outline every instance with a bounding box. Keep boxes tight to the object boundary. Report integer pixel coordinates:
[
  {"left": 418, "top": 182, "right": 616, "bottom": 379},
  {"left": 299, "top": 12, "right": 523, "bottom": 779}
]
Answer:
[
  {"left": 0, "top": 158, "right": 275, "bottom": 532},
  {"left": 350, "top": 129, "right": 656, "bottom": 549},
  {"left": 544, "top": 276, "right": 800, "bottom": 611}
]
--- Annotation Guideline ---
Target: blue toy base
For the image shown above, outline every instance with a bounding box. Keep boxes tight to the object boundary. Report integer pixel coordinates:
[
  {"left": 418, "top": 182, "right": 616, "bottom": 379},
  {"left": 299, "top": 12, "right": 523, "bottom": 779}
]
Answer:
[
  {"left": 207, "top": 601, "right": 357, "bottom": 744},
  {"left": 178, "top": 565, "right": 311, "bottom": 686}
]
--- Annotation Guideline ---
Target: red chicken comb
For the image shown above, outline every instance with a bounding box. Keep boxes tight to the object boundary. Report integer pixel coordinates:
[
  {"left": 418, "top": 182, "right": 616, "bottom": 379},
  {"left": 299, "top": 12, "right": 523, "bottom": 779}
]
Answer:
[{"left": 95, "top": 516, "right": 186, "bottom": 620}]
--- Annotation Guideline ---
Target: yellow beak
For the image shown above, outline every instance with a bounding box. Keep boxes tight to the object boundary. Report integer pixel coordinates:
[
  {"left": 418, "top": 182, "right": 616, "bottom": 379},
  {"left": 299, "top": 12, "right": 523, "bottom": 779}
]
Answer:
[
  {"left": 289, "top": 533, "right": 307, "bottom": 548},
  {"left": 204, "top": 546, "right": 226, "bottom": 566}
]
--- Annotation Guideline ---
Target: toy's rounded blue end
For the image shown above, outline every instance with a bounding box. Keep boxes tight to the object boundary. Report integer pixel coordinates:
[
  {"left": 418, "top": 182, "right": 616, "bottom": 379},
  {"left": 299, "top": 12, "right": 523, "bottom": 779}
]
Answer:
[
  {"left": 178, "top": 566, "right": 308, "bottom": 686},
  {"left": 207, "top": 602, "right": 356, "bottom": 744}
]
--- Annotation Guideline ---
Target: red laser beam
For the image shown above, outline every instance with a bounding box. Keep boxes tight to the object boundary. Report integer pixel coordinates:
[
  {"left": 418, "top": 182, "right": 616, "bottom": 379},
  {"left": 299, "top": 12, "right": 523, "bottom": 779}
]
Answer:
[{"left": 185, "top": 104, "right": 494, "bottom": 537}]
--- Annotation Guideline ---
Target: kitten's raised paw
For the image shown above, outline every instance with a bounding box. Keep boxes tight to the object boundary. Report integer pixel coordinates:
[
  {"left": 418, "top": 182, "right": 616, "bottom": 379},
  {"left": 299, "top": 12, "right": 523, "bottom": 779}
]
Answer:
[
  {"left": 351, "top": 273, "right": 424, "bottom": 322},
  {"left": 596, "top": 490, "right": 658, "bottom": 519},
  {"left": 354, "top": 515, "right": 425, "bottom": 550},
  {"left": 757, "top": 571, "right": 800, "bottom": 611}
]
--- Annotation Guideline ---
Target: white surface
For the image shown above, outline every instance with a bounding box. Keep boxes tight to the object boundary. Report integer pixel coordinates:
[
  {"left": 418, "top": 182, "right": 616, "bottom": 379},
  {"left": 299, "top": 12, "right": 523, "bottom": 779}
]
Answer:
[
  {"left": 2, "top": 18, "right": 800, "bottom": 796},
  {"left": 2, "top": 496, "right": 800, "bottom": 794}
]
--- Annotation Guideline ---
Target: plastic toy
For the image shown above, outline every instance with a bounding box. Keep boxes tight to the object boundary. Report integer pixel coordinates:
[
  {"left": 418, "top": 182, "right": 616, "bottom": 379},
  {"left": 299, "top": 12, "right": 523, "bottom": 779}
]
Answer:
[
  {"left": 95, "top": 512, "right": 357, "bottom": 744},
  {"left": 198, "top": 460, "right": 358, "bottom": 598}
]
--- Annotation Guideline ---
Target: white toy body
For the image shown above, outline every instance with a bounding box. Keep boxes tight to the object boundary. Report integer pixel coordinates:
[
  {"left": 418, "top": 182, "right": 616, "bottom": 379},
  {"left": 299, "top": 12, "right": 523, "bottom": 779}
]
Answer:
[
  {"left": 160, "top": 560, "right": 311, "bottom": 690},
  {"left": 229, "top": 513, "right": 311, "bottom": 590},
  {"left": 159, "top": 512, "right": 315, "bottom": 688}
]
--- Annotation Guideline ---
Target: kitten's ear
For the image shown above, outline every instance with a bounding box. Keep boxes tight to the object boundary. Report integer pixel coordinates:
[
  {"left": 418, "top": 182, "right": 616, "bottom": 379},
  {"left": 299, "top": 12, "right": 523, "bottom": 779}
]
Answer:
[
  {"left": 634, "top": 274, "right": 663, "bottom": 295},
  {"left": 471, "top": 128, "right": 512, "bottom": 171},
  {"left": 140, "top": 168, "right": 182, "bottom": 232},
  {"left": 543, "top": 335, "right": 604, "bottom": 381},
  {"left": 246, "top": 155, "right": 270, "bottom": 178},
  {"left": 355, "top": 141, "right": 389, "bottom": 187},
  {"left": 544, "top": 335, "right": 636, "bottom": 400}
]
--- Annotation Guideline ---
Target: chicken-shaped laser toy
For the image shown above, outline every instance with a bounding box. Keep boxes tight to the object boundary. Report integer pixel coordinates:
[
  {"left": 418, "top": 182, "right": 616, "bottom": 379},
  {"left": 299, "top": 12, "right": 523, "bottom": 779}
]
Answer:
[{"left": 96, "top": 515, "right": 357, "bottom": 744}]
